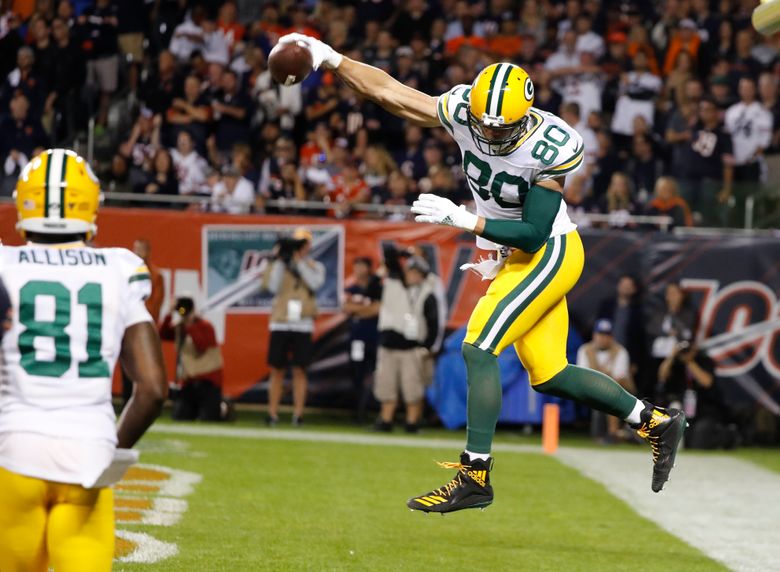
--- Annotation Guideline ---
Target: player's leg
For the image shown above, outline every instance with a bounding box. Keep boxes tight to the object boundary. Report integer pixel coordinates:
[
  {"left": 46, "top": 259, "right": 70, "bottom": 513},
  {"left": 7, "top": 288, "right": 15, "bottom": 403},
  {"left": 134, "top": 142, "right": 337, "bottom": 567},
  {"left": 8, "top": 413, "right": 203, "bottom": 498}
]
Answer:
[
  {"left": 407, "top": 234, "right": 575, "bottom": 513},
  {"left": 0, "top": 466, "right": 49, "bottom": 572},
  {"left": 374, "top": 347, "right": 400, "bottom": 430},
  {"left": 47, "top": 484, "right": 114, "bottom": 572},
  {"left": 266, "top": 331, "right": 289, "bottom": 424},
  {"left": 521, "top": 297, "right": 687, "bottom": 493},
  {"left": 400, "top": 347, "right": 426, "bottom": 431},
  {"left": 290, "top": 331, "right": 313, "bottom": 424}
]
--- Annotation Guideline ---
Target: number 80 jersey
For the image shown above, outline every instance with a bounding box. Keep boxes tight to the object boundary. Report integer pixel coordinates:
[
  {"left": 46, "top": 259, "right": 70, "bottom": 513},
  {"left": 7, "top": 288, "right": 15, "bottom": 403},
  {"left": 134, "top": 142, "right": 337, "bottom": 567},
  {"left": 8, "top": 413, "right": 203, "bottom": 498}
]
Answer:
[
  {"left": 437, "top": 84, "right": 585, "bottom": 250},
  {"left": 0, "top": 244, "right": 153, "bottom": 445}
]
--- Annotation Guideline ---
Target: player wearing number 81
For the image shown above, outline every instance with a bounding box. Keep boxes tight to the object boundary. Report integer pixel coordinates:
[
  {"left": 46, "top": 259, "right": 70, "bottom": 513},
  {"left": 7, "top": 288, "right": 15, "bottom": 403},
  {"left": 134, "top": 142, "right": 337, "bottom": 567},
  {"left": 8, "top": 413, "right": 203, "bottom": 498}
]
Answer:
[
  {"left": 0, "top": 149, "right": 167, "bottom": 571},
  {"left": 276, "top": 34, "right": 688, "bottom": 513}
]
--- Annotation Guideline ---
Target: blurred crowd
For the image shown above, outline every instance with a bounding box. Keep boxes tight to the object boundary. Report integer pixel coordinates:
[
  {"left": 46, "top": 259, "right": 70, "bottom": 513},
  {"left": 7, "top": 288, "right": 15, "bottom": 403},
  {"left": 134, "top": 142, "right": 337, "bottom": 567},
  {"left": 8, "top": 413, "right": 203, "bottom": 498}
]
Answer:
[{"left": 1, "top": 0, "right": 778, "bottom": 227}]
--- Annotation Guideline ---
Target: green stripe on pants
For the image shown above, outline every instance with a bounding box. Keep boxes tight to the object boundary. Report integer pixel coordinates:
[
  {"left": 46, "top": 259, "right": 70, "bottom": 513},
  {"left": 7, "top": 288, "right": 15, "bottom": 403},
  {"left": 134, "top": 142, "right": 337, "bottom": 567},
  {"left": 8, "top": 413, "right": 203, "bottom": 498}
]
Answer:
[
  {"left": 472, "top": 236, "right": 557, "bottom": 350},
  {"left": 481, "top": 234, "right": 568, "bottom": 353}
]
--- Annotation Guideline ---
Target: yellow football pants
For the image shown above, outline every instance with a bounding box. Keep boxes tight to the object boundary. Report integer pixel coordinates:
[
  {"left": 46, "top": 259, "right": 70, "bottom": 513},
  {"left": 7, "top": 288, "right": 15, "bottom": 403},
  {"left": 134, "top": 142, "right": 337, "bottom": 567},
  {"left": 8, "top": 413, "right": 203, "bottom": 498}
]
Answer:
[
  {"left": 0, "top": 466, "right": 114, "bottom": 572},
  {"left": 464, "top": 231, "right": 585, "bottom": 384}
]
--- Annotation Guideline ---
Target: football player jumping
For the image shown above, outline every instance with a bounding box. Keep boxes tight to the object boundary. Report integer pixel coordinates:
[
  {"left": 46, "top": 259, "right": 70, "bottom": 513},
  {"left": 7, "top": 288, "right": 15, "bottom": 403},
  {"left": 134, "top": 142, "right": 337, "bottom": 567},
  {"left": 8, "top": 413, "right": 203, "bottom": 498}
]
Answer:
[
  {"left": 0, "top": 149, "right": 167, "bottom": 570},
  {"left": 279, "top": 34, "right": 687, "bottom": 513}
]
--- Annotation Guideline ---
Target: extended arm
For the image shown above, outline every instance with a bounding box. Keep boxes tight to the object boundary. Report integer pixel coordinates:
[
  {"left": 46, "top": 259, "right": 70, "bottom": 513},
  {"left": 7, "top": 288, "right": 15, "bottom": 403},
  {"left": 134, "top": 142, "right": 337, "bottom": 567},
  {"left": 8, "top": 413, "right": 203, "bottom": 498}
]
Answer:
[
  {"left": 116, "top": 322, "right": 168, "bottom": 448},
  {"left": 277, "top": 33, "right": 439, "bottom": 127},
  {"left": 334, "top": 58, "right": 440, "bottom": 127}
]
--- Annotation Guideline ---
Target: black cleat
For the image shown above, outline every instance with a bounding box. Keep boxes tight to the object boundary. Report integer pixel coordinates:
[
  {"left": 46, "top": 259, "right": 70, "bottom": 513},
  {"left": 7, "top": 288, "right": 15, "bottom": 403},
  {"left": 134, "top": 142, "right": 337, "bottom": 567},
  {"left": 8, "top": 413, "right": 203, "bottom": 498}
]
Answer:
[
  {"left": 407, "top": 452, "right": 494, "bottom": 513},
  {"left": 635, "top": 402, "right": 687, "bottom": 493}
]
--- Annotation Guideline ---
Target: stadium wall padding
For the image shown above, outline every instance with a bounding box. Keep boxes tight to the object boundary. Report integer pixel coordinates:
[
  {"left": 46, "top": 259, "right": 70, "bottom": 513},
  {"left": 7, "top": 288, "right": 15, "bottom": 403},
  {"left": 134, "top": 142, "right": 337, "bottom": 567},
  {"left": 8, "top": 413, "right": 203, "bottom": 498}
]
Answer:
[{"left": 0, "top": 206, "right": 777, "bottom": 413}]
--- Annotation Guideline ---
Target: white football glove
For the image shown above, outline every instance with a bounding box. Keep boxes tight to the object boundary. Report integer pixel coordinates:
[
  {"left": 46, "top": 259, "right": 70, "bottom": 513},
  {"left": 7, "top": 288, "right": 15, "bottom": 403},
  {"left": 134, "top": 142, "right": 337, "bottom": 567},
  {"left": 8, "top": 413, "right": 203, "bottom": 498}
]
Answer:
[
  {"left": 277, "top": 33, "right": 343, "bottom": 70},
  {"left": 411, "top": 193, "right": 479, "bottom": 232}
]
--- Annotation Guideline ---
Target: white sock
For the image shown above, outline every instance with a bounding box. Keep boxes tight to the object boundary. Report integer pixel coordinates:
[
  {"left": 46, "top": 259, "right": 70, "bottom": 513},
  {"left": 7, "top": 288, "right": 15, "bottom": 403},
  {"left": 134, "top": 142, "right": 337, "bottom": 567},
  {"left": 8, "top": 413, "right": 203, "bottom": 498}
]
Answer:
[
  {"left": 624, "top": 399, "right": 645, "bottom": 425},
  {"left": 465, "top": 449, "right": 491, "bottom": 461}
]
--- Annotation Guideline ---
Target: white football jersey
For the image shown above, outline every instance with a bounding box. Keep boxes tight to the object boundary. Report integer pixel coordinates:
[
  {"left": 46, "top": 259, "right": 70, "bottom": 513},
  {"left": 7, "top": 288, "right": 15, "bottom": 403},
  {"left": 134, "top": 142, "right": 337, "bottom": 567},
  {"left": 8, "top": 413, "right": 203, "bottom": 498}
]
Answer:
[
  {"left": 724, "top": 101, "right": 773, "bottom": 165},
  {"left": 437, "top": 84, "right": 583, "bottom": 249},
  {"left": 0, "top": 244, "right": 152, "bottom": 452}
]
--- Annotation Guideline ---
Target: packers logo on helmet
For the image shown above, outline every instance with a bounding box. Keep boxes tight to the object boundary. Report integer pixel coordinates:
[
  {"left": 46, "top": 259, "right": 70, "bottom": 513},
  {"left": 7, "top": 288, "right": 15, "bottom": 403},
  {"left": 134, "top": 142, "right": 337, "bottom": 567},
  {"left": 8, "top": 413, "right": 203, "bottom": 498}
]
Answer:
[
  {"left": 468, "top": 63, "right": 535, "bottom": 156},
  {"left": 14, "top": 149, "right": 102, "bottom": 240}
]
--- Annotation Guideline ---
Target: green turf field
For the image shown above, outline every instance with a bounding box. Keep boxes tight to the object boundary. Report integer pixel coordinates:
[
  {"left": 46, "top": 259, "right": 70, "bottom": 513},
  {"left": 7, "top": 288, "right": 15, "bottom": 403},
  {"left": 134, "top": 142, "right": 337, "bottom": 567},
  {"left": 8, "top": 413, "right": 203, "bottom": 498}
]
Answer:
[{"left": 115, "top": 417, "right": 732, "bottom": 572}]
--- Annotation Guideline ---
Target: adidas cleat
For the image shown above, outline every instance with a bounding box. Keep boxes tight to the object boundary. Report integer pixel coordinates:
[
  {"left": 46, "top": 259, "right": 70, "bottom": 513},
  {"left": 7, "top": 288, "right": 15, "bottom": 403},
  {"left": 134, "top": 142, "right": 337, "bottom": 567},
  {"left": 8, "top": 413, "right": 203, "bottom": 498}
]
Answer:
[
  {"left": 635, "top": 403, "right": 687, "bottom": 493},
  {"left": 407, "top": 452, "right": 494, "bottom": 513}
]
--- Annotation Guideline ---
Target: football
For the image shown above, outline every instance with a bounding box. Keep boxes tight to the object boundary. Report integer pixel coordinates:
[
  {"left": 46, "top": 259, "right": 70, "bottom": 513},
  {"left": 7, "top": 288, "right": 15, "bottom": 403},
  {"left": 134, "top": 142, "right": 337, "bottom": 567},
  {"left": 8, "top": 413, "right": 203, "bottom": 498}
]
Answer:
[{"left": 268, "top": 40, "right": 313, "bottom": 86}]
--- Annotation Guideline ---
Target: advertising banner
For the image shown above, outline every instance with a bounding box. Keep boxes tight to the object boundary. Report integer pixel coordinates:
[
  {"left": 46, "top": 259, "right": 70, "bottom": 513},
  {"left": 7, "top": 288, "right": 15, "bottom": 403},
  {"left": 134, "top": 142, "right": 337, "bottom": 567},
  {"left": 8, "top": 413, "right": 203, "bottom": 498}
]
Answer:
[{"left": 0, "top": 205, "right": 776, "bottom": 415}]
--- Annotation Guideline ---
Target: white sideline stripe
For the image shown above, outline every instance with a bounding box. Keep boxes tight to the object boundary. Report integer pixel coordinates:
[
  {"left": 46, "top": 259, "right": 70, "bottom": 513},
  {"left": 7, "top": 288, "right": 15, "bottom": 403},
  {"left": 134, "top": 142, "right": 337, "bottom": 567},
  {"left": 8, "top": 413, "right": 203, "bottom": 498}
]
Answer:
[
  {"left": 149, "top": 424, "right": 540, "bottom": 454},
  {"left": 558, "top": 448, "right": 780, "bottom": 572},
  {"left": 150, "top": 424, "right": 780, "bottom": 571}
]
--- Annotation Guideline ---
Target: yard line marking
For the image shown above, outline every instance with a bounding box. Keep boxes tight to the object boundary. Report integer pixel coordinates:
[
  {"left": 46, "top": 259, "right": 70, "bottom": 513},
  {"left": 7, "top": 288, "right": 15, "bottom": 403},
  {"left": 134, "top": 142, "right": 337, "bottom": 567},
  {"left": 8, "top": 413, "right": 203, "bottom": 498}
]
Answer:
[{"left": 558, "top": 448, "right": 780, "bottom": 572}]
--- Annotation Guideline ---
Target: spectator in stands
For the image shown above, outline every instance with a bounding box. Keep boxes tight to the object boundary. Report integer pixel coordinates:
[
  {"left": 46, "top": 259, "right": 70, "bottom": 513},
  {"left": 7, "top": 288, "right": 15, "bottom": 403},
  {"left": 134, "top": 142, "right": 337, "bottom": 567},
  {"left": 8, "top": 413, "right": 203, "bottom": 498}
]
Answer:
[
  {"left": 140, "top": 50, "right": 178, "bottom": 116},
  {"left": 647, "top": 281, "right": 698, "bottom": 385},
  {"left": 216, "top": 0, "right": 244, "bottom": 57},
  {"left": 628, "top": 134, "right": 662, "bottom": 201},
  {"left": 343, "top": 256, "right": 382, "bottom": 422},
  {"left": 396, "top": 124, "right": 426, "bottom": 180},
  {"left": 169, "top": 6, "right": 207, "bottom": 63},
  {"left": 160, "top": 295, "right": 224, "bottom": 422},
  {"left": 663, "top": 19, "right": 702, "bottom": 76},
  {"left": 261, "top": 228, "right": 326, "bottom": 427},
  {"left": 116, "top": 0, "right": 146, "bottom": 93},
  {"left": 120, "top": 108, "right": 161, "bottom": 184},
  {"left": 362, "top": 144, "right": 397, "bottom": 195},
  {"left": 171, "top": 129, "right": 209, "bottom": 196},
  {"left": 211, "top": 69, "right": 252, "bottom": 155},
  {"left": 597, "top": 274, "right": 647, "bottom": 392},
  {"left": 30, "top": 17, "right": 55, "bottom": 97},
  {"left": 1, "top": 46, "right": 45, "bottom": 114},
  {"left": 487, "top": 13, "right": 522, "bottom": 60},
  {"left": 137, "top": 147, "right": 178, "bottom": 196},
  {"left": 731, "top": 28, "right": 763, "bottom": 82},
  {"left": 601, "top": 172, "right": 640, "bottom": 227},
  {"left": 644, "top": 177, "right": 693, "bottom": 227},
  {"left": 374, "top": 247, "right": 439, "bottom": 433},
  {"left": 758, "top": 72, "right": 780, "bottom": 152},
  {"left": 50, "top": 16, "right": 86, "bottom": 142},
  {"left": 711, "top": 74, "right": 735, "bottom": 112},
  {"left": 210, "top": 164, "right": 254, "bottom": 214},
  {"left": 391, "top": 0, "right": 432, "bottom": 45},
  {"left": 724, "top": 77, "right": 773, "bottom": 198},
  {"left": 78, "top": 0, "right": 119, "bottom": 129},
  {"left": 0, "top": 94, "right": 48, "bottom": 165},
  {"left": 665, "top": 50, "right": 697, "bottom": 111},
  {"left": 322, "top": 158, "right": 369, "bottom": 219},
  {"left": 167, "top": 74, "right": 212, "bottom": 153},
  {"left": 611, "top": 51, "right": 663, "bottom": 141},
  {"left": 679, "top": 98, "right": 734, "bottom": 224},
  {"left": 576, "top": 319, "right": 636, "bottom": 443}
]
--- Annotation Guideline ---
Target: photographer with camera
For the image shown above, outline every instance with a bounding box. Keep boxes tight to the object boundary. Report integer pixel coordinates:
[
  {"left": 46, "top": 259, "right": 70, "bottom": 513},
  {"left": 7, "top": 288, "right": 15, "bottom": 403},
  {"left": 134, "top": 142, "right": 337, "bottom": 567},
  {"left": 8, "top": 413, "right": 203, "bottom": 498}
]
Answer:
[
  {"left": 159, "top": 295, "right": 224, "bottom": 421},
  {"left": 373, "top": 246, "right": 440, "bottom": 433},
  {"left": 657, "top": 336, "right": 733, "bottom": 449},
  {"left": 261, "top": 228, "right": 325, "bottom": 426}
]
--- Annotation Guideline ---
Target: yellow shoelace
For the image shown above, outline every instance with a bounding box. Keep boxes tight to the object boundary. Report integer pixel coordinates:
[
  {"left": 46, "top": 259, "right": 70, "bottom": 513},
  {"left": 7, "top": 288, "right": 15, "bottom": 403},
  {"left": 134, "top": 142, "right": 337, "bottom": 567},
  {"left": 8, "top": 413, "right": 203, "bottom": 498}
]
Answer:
[
  {"left": 431, "top": 461, "right": 471, "bottom": 497},
  {"left": 637, "top": 424, "right": 660, "bottom": 462}
]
